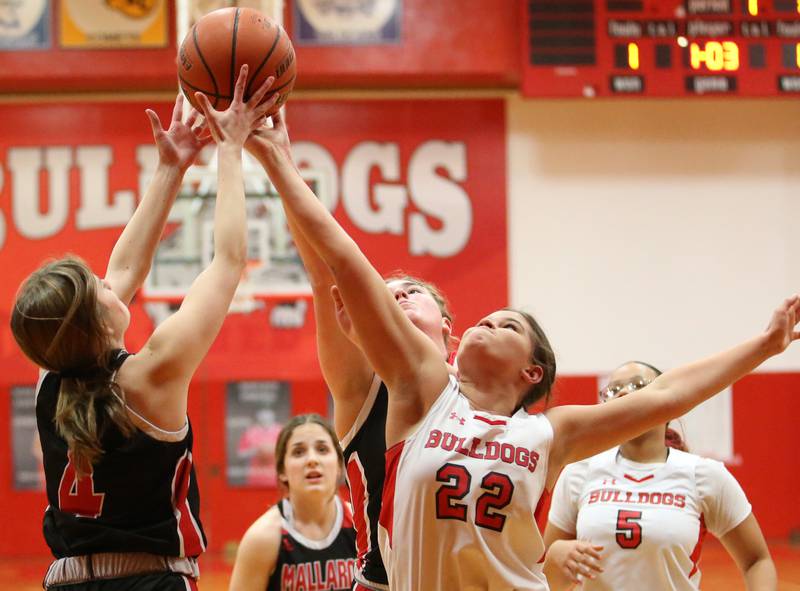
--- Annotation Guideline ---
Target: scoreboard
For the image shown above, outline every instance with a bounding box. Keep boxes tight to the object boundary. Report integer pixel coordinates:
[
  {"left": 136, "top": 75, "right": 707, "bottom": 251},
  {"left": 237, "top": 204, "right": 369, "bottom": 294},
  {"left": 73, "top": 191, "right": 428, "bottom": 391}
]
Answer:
[{"left": 522, "top": 0, "right": 800, "bottom": 96}]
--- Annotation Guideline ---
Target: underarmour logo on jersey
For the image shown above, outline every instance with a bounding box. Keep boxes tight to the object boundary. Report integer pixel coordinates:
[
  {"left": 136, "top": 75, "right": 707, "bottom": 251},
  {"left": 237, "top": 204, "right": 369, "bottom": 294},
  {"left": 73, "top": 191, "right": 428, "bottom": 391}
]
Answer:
[
  {"left": 282, "top": 537, "right": 294, "bottom": 552},
  {"left": 603, "top": 478, "right": 618, "bottom": 486},
  {"left": 449, "top": 411, "right": 465, "bottom": 425}
]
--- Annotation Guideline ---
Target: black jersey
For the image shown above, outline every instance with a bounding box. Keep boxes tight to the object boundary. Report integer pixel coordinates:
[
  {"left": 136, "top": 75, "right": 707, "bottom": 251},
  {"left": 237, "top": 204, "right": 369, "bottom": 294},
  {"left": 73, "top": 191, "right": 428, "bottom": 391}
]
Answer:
[
  {"left": 267, "top": 497, "right": 356, "bottom": 591},
  {"left": 36, "top": 351, "right": 206, "bottom": 558},
  {"left": 340, "top": 376, "right": 388, "bottom": 589}
]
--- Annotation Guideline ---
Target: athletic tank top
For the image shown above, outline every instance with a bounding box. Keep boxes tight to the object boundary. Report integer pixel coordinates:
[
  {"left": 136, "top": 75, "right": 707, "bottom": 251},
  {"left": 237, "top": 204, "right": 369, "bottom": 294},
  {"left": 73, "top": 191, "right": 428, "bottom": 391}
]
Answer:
[
  {"left": 267, "top": 497, "right": 357, "bottom": 591},
  {"left": 37, "top": 351, "right": 206, "bottom": 558},
  {"left": 340, "top": 375, "right": 388, "bottom": 589},
  {"left": 549, "top": 447, "right": 752, "bottom": 590},
  {"left": 379, "top": 376, "right": 554, "bottom": 591}
]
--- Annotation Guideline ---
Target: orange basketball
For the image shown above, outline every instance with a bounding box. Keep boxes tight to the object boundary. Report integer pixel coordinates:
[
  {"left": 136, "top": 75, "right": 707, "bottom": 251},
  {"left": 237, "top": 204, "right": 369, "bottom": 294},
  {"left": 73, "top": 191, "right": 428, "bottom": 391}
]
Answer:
[{"left": 177, "top": 7, "right": 296, "bottom": 115}]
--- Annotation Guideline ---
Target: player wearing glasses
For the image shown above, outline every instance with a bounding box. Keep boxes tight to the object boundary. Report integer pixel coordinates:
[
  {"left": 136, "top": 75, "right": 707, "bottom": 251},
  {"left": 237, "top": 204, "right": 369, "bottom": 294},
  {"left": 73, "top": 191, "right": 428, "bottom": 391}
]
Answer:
[{"left": 543, "top": 361, "right": 776, "bottom": 591}]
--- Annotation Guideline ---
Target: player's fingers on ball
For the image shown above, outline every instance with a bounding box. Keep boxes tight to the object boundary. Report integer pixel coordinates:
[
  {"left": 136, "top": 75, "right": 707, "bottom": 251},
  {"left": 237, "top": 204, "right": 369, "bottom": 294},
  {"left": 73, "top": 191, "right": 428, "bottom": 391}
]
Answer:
[
  {"left": 253, "top": 94, "right": 280, "bottom": 122},
  {"left": 233, "top": 64, "right": 249, "bottom": 103},
  {"left": 185, "top": 108, "right": 200, "bottom": 128},
  {"left": 249, "top": 76, "right": 276, "bottom": 106},
  {"left": 171, "top": 94, "right": 184, "bottom": 122},
  {"left": 194, "top": 92, "right": 214, "bottom": 116}
]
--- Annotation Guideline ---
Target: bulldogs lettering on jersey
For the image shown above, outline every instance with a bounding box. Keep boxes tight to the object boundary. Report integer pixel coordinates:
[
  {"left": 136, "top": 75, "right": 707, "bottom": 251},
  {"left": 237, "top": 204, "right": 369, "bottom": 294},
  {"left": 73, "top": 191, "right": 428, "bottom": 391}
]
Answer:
[
  {"left": 36, "top": 352, "right": 207, "bottom": 559},
  {"left": 267, "top": 497, "right": 357, "bottom": 591},
  {"left": 379, "top": 376, "right": 554, "bottom": 591},
  {"left": 549, "top": 447, "right": 752, "bottom": 591}
]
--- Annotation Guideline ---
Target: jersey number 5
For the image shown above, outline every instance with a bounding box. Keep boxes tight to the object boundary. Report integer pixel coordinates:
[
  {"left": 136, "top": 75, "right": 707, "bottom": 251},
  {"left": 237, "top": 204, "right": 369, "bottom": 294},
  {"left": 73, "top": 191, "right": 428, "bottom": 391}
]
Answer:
[
  {"left": 615, "top": 509, "right": 643, "bottom": 549},
  {"left": 58, "top": 457, "right": 105, "bottom": 518},
  {"left": 435, "top": 463, "right": 515, "bottom": 532}
]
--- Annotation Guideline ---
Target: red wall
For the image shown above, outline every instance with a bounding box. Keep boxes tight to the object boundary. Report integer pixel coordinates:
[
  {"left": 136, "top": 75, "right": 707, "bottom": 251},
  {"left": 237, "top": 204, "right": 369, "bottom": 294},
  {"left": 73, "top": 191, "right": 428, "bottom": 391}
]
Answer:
[{"left": 0, "top": 0, "right": 519, "bottom": 93}]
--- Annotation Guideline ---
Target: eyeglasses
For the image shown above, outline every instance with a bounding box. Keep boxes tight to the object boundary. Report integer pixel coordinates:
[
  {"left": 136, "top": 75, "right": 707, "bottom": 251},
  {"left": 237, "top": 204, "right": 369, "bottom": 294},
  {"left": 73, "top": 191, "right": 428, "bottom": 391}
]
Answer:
[{"left": 598, "top": 378, "right": 652, "bottom": 403}]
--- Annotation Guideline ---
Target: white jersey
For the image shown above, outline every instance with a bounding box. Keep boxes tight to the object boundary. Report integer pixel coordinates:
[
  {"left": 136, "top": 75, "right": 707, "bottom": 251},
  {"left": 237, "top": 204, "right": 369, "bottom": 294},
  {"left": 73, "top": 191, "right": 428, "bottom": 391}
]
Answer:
[
  {"left": 379, "top": 376, "right": 554, "bottom": 591},
  {"left": 548, "top": 447, "right": 752, "bottom": 591}
]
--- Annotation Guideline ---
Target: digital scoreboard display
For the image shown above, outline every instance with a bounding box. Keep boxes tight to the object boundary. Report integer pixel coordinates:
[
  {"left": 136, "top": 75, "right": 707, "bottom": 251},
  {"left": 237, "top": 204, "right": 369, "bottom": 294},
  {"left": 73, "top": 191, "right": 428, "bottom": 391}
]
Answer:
[{"left": 522, "top": 0, "right": 800, "bottom": 97}]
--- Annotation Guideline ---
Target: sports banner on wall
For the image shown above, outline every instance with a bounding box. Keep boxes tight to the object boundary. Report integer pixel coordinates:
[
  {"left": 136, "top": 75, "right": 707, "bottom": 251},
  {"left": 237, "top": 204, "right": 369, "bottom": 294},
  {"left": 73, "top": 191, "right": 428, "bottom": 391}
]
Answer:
[
  {"left": 0, "top": 0, "right": 50, "bottom": 50},
  {"left": 293, "top": 0, "right": 401, "bottom": 45},
  {"left": 59, "top": 0, "right": 168, "bottom": 48},
  {"left": 0, "top": 98, "right": 507, "bottom": 385}
]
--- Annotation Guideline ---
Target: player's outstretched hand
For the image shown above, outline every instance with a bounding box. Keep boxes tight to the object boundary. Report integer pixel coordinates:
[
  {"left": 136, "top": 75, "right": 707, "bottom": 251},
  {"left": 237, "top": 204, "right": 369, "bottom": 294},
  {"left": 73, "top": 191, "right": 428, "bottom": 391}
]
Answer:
[
  {"left": 145, "top": 94, "right": 212, "bottom": 171},
  {"left": 764, "top": 294, "right": 800, "bottom": 355},
  {"left": 246, "top": 108, "right": 291, "bottom": 163},
  {"left": 194, "top": 65, "right": 279, "bottom": 148}
]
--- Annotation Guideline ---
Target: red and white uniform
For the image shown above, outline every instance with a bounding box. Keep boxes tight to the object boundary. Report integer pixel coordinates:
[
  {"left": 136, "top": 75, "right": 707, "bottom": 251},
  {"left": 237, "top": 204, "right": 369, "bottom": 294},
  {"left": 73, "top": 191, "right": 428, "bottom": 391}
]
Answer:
[
  {"left": 548, "top": 447, "right": 752, "bottom": 590},
  {"left": 379, "top": 376, "right": 554, "bottom": 591}
]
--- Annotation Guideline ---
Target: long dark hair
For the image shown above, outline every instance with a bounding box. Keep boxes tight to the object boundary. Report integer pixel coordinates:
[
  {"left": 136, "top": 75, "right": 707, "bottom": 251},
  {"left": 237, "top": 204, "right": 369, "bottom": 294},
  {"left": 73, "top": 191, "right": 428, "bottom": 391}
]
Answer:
[
  {"left": 11, "top": 257, "right": 134, "bottom": 475},
  {"left": 506, "top": 309, "right": 557, "bottom": 409}
]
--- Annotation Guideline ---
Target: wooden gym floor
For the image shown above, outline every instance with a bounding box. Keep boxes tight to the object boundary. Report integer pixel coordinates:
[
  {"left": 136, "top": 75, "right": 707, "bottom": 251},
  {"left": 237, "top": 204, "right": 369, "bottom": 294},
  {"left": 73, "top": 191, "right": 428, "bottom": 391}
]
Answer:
[{"left": 2, "top": 538, "right": 798, "bottom": 590}]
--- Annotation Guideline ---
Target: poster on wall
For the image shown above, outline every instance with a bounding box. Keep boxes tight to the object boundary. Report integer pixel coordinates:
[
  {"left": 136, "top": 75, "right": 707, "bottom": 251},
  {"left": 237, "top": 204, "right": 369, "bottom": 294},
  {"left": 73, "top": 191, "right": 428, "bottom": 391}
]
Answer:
[
  {"left": 0, "top": 0, "right": 50, "bottom": 50},
  {"left": 10, "top": 385, "right": 44, "bottom": 491},
  {"left": 0, "top": 98, "right": 507, "bottom": 384},
  {"left": 293, "top": 0, "right": 400, "bottom": 46},
  {"left": 226, "top": 381, "right": 291, "bottom": 488},
  {"left": 59, "top": 0, "right": 168, "bottom": 48}
]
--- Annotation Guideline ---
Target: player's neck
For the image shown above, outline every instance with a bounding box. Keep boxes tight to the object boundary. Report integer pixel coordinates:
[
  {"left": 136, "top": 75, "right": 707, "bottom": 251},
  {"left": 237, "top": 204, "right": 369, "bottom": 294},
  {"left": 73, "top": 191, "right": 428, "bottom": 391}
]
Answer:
[
  {"left": 618, "top": 427, "right": 669, "bottom": 464},
  {"left": 289, "top": 493, "right": 338, "bottom": 540}
]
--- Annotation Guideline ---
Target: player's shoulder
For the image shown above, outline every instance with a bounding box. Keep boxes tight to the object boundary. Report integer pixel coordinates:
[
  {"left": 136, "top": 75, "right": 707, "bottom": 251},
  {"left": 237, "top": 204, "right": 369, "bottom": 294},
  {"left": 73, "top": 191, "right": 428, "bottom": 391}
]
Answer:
[{"left": 240, "top": 504, "right": 284, "bottom": 553}]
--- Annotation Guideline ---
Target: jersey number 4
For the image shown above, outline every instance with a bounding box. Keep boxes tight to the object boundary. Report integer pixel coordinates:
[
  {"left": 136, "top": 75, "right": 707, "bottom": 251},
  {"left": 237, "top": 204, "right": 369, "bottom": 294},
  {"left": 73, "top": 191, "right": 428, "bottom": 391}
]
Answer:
[
  {"left": 58, "top": 457, "right": 105, "bottom": 518},
  {"left": 615, "top": 510, "right": 643, "bottom": 549},
  {"left": 435, "top": 463, "right": 515, "bottom": 532}
]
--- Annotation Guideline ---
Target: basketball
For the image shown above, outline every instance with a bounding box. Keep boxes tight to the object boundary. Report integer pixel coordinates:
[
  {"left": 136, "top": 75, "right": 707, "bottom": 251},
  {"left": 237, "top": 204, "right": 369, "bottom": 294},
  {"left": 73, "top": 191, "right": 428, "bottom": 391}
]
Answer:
[{"left": 177, "top": 7, "right": 296, "bottom": 115}]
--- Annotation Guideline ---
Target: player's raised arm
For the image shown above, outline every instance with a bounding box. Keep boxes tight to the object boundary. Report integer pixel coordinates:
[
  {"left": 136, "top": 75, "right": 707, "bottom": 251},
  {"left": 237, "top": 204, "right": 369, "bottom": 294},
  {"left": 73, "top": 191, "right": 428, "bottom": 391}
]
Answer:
[
  {"left": 546, "top": 295, "right": 800, "bottom": 484},
  {"left": 246, "top": 120, "right": 374, "bottom": 438},
  {"left": 126, "top": 67, "right": 279, "bottom": 428},
  {"left": 105, "top": 95, "right": 211, "bottom": 305},
  {"left": 250, "top": 113, "right": 450, "bottom": 441}
]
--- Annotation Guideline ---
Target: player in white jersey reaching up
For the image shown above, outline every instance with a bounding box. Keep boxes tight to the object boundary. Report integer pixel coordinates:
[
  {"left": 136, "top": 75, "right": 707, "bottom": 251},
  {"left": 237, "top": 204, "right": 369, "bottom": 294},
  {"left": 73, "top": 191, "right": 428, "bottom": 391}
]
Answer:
[
  {"left": 245, "top": 116, "right": 455, "bottom": 591},
  {"left": 543, "top": 360, "right": 776, "bottom": 591},
  {"left": 248, "top": 113, "right": 799, "bottom": 591}
]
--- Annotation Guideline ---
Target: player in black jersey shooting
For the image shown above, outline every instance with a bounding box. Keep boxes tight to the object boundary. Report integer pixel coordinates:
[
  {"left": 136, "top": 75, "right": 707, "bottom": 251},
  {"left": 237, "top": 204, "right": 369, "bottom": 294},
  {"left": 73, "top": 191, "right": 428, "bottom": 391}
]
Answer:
[{"left": 10, "top": 66, "right": 278, "bottom": 590}]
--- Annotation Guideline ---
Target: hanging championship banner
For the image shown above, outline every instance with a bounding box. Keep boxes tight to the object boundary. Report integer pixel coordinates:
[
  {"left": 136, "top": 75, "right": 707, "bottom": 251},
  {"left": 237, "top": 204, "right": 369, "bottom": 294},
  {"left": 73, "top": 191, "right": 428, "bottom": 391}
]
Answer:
[
  {"left": 294, "top": 0, "right": 401, "bottom": 46},
  {"left": 0, "top": 0, "right": 50, "bottom": 50},
  {"left": 59, "top": 0, "right": 167, "bottom": 48}
]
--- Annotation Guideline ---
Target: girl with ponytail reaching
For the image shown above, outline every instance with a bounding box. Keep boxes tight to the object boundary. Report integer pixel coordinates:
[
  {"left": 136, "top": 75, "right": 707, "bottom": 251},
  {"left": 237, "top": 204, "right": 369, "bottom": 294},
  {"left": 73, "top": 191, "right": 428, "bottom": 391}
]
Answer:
[
  {"left": 250, "top": 112, "right": 798, "bottom": 590},
  {"left": 11, "top": 66, "right": 278, "bottom": 590},
  {"left": 543, "top": 361, "right": 776, "bottom": 591}
]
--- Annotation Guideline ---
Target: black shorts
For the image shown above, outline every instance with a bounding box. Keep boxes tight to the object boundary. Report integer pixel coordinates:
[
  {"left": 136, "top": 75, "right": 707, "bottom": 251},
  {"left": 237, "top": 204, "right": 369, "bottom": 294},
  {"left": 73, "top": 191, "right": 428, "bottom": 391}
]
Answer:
[{"left": 50, "top": 572, "right": 197, "bottom": 591}]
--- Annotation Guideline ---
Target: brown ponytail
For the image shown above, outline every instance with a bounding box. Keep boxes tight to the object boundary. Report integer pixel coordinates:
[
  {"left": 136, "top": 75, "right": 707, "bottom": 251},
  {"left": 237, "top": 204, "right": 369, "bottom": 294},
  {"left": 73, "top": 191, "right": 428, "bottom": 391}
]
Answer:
[{"left": 11, "top": 257, "right": 134, "bottom": 475}]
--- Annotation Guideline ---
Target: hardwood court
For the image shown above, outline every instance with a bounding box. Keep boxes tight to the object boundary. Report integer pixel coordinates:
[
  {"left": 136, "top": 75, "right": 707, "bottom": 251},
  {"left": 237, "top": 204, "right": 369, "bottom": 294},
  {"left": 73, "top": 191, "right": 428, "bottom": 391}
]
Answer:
[{"left": 3, "top": 539, "right": 799, "bottom": 590}]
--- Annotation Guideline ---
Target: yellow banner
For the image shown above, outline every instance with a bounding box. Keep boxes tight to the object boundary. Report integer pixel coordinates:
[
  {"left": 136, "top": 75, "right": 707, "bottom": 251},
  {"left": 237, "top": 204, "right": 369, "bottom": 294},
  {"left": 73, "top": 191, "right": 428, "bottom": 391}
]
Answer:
[{"left": 60, "top": 0, "right": 167, "bottom": 48}]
